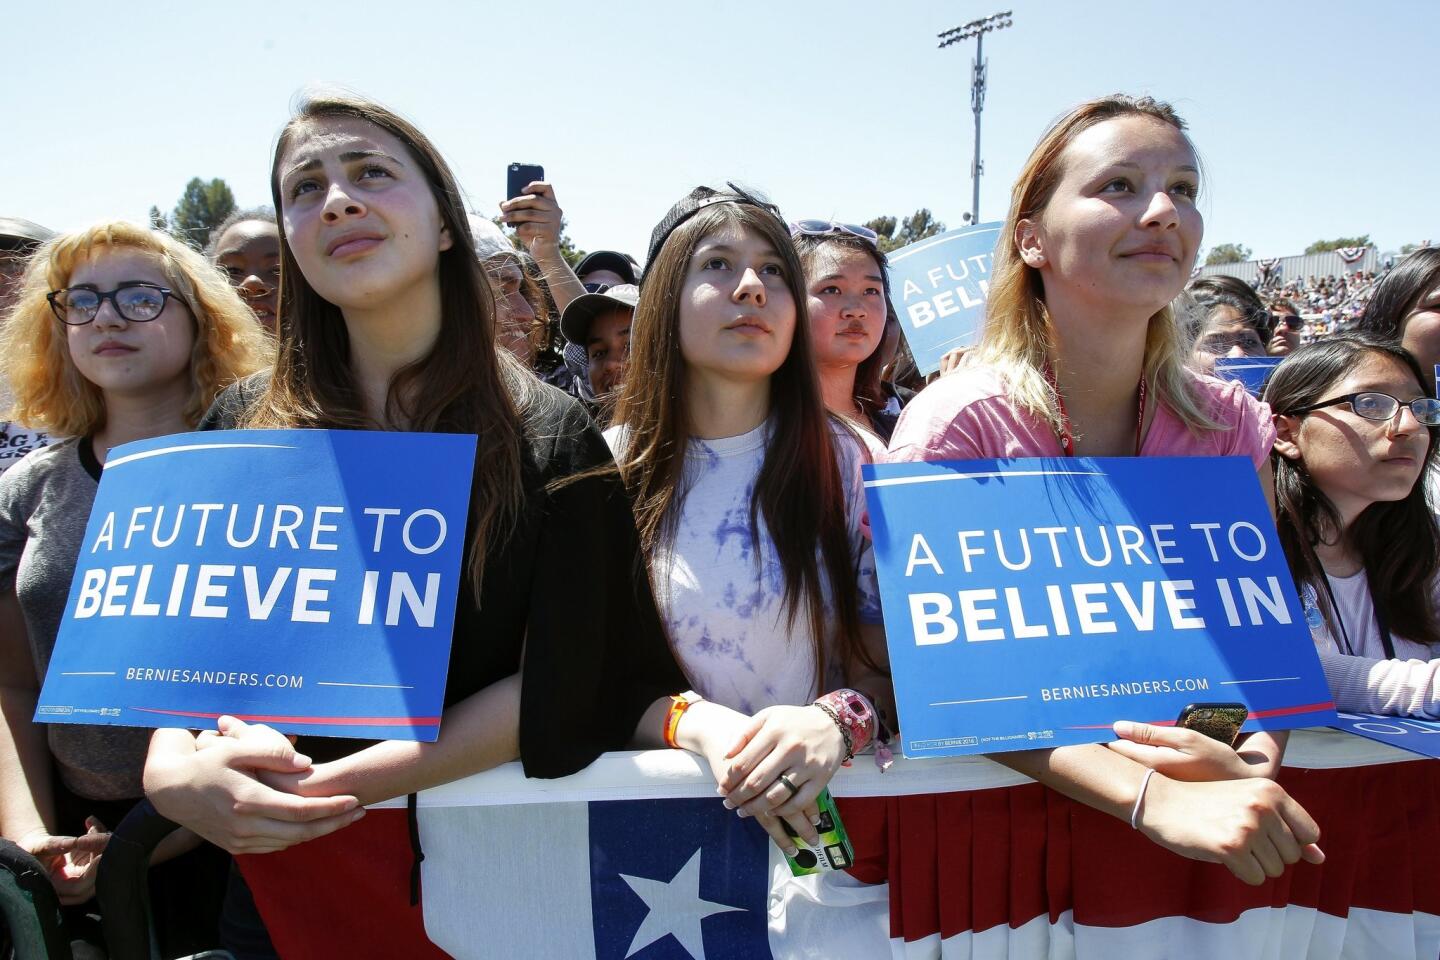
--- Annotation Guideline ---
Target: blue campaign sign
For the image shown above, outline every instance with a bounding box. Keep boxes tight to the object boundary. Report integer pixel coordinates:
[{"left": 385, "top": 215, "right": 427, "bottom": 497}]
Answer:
[
  {"left": 886, "top": 222, "right": 1003, "bottom": 376},
  {"left": 863, "top": 456, "right": 1335, "bottom": 758},
  {"left": 1214, "top": 357, "right": 1284, "bottom": 397},
  {"left": 1331, "top": 712, "right": 1440, "bottom": 759},
  {"left": 36, "top": 430, "right": 477, "bottom": 741}
]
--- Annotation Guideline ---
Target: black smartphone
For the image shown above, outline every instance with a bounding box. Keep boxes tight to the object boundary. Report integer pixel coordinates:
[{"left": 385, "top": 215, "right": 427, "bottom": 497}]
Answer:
[
  {"left": 1175, "top": 703, "right": 1249, "bottom": 747},
  {"left": 506, "top": 163, "right": 544, "bottom": 201}
]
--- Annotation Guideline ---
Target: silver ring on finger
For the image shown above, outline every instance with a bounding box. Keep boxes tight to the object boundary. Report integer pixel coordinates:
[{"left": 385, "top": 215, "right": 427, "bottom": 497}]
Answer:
[{"left": 776, "top": 773, "right": 800, "bottom": 801}]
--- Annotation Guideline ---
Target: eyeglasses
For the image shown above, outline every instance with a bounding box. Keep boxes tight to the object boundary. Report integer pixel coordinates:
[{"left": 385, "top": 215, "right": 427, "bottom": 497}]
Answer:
[
  {"left": 1284, "top": 392, "right": 1440, "bottom": 426},
  {"left": 47, "top": 283, "right": 176, "bottom": 325},
  {"left": 789, "top": 220, "right": 879, "bottom": 243}
]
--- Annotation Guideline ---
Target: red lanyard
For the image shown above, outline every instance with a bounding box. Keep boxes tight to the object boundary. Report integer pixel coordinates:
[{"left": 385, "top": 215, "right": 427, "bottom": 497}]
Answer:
[{"left": 1044, "top": 363, "right": 1148, "bottom": 457}]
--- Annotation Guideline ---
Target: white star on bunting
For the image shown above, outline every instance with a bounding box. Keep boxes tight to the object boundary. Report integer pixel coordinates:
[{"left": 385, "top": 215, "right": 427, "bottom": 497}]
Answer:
[{"left": 619, "top": 847, "right": 745, "bottom": 959}]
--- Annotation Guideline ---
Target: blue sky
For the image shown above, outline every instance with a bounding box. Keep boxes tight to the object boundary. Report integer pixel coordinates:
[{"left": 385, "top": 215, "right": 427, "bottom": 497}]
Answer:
[{"left": 5, "top": 1, "right": 1432, "bottom": 263}]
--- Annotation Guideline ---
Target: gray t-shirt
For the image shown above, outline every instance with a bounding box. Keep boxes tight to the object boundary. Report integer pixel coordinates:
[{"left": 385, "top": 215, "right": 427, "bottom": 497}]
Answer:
[{"left": 0, "top": 438, "right": 150, "bottom": 800}]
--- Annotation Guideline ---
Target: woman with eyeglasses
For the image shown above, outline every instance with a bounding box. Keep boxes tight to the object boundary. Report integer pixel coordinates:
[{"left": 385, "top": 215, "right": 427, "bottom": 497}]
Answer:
[
  {"left": 792, "top": 221, "right": 905, "bottom": 441},
  {"left": 1184, "top": 274, "right": 1272, "bottom": 374},
  {"left": 1266, "top": 297, "right": 1303, "bottom": 355},
  {"left": 1264, "top": 334, "right": 1440, "bottom": 716},
  {"left": 887, "top": 95, "right": 1323, "bottom": 886},
  {"left": 0, "top": 221, "right": 268, "bottom": 948},
  {"left": 605, "top": 185, "right": 892, "bottom": 856}
]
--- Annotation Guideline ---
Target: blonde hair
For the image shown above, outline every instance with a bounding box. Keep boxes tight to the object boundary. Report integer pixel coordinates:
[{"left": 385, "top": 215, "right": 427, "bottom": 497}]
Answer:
[
  {"left": 973, "top": 94, "right": 1218, "bottom": 434},
  {"left": 1, "top": 220, "right": 272, "bottom": 436}
]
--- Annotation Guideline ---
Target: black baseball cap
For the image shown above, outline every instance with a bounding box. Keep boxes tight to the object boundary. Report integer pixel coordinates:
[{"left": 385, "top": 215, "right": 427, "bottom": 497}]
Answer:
[
  {"left": 0, "top": 217, "right": 55, "bottom": 253},
  {"left": 643, "top": 184, "right": 783, "bottom": 286},
  {"left": 574, "top": 250, "right": 639, "bottom": 286},
  {"left": 560, "top": 283, "right": 640, "bottom": 345}
]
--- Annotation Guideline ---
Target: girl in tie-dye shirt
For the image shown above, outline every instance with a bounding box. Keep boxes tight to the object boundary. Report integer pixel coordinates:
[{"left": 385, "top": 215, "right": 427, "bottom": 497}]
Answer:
[{"left": 606, "top": 185, "right": 891, "bottom": 856}]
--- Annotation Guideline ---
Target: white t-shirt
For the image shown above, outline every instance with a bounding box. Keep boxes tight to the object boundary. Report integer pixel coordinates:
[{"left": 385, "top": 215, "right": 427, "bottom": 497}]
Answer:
[
  {"left": 605, "top": 419, "right": 882, "bottom": 713},
  {"left": 1306, "top": 570, "right": 1440, "bottom": 718}
]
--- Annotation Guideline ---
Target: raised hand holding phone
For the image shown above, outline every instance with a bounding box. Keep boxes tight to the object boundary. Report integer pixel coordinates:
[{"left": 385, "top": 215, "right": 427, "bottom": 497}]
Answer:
[{"left": 497, "top": 163, "right": 586, "bottom": 311}]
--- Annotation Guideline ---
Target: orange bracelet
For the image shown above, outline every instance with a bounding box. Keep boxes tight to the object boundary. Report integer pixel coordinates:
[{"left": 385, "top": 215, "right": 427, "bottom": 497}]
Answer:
[{"left": 662, "top": 692, "right": 701, "bottom": 748}]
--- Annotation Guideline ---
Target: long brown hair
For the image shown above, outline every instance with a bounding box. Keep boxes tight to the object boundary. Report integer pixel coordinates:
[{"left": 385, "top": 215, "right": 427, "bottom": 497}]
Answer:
[
  {"left": 249, "top": 91, "right": 534, "bottom": 590},
  {"left": 1264, "top": 334, "right": 1440, "bottom": 646},
  {"left": 793, "top": 232, "right": 891, "bottom": 424},
  {"left": 614, "top": 195, "right": 877, "bottom": 684},
  {"left": 974, "top": 94, "right": 1218, "bottom": 434}
]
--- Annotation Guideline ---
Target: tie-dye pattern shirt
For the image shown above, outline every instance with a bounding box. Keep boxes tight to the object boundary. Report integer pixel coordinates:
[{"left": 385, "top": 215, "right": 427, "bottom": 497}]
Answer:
[{"left": 605, "top": 419, "right": 883, "bottom": 713}]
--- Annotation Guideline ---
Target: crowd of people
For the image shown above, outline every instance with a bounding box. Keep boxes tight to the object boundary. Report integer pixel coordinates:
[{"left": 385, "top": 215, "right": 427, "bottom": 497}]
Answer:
[{"left": 1, "top": 89, "right": 1439, "bottom": 958}]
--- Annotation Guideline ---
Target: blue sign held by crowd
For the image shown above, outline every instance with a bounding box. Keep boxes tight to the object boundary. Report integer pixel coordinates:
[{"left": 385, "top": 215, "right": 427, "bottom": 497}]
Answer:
[
  {"left": 862, "top": 456, "right": 1336, "bottom": 758},
  {"left": 36, "top": 430, "right": 477, "bottom": 741},
  {"left": 1214, "top": 356, "right": 1284, "bottom": 397},
  {"left": 1330, "top": 712, "right": 1440, "bottom": 759},
  {"left": 886, "top": 222, "right": 1003, "bottom": 376}
]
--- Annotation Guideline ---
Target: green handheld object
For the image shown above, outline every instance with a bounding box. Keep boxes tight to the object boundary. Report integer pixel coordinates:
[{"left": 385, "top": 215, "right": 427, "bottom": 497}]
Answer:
[{"left": 780, "top": 788, "right": 855, "bottom": 877}]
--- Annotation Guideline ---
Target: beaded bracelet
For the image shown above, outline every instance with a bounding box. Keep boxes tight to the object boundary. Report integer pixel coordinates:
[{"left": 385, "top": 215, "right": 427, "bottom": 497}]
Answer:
[
  {"left": 813, "top": 701, "right": 854, "bottom": 760},
  {"left": 813, "top": 689, "right": 876, "bottom": 762}
]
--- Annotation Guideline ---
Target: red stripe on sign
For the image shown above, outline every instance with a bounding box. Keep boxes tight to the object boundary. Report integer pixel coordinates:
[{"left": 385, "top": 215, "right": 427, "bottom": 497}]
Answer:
[
  {"left": 130, "top": 707, "right": 440, "bottom": 726},
  {"left": 1065, "top": 701, "right": 1335, "bottom": 730}
]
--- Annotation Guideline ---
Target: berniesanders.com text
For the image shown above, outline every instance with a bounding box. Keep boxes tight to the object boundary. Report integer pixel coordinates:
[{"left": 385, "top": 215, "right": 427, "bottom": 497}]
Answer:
[
  {"left": 1039, "top": 676, "right": 1208, "bottom": 701},
  {"left": 124, "top": 667, "right": 303, "bottom": 688}
]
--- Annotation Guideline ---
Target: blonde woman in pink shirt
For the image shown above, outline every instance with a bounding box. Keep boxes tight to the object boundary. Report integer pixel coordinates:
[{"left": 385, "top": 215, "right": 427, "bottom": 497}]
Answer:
[{"left": 887, "top": 94, "right": 1323, "bottom": 886}]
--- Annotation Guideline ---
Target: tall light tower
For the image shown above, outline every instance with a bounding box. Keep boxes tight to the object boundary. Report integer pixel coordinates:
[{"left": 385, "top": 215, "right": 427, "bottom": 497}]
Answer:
[{"left": 938, "top": 11, "right": 1013, "bottom": 224}]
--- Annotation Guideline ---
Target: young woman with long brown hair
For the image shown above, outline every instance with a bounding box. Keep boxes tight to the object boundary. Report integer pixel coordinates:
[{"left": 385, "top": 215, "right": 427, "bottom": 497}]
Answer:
[
  {"left": 887, "top": 95, "right": 1323, "bottom": 885},
  {"left": 140, "top": 95, "right": 760, "bottom": 864},
  {"left": 792, "top": 222, "right": 900, "bottom": 441},
  {"left": 605, "top": 185, "right": 892, "bottom": 852},
  {"left": 1265, "top": 334, "right": 1440, "bottom": 715}
]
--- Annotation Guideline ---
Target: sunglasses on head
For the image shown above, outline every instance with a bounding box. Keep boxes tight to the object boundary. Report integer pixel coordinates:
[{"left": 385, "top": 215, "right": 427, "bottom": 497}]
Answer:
[{"left": 789, "top": 220, "right": 879, "bottom": 244}]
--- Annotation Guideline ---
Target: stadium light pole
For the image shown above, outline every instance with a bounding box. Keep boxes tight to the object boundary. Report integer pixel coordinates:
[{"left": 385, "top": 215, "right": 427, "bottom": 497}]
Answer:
[{"left": 939, "top": 11, "right": 1013, "bottom": 224}]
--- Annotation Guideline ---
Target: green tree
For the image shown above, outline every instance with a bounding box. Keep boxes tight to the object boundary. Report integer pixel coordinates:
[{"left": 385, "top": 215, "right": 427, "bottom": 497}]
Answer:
[
  {"left": 864, "top": 209, "right": 945, "bottom": 254},
  {"left": 863, "top": 215, "right": 898, "bottom": 252},
  {"left": 147, "top": 205, "right": 169, "bottom": 233},
  {"left": 1205, "top": 243, "right": 1251, "bottom": 266},
  {"left": 1399, "top": 242, "right": 1425, "bottom": 255},
  {"left": 168, "top": 177, "right": 236, "bottom": 251},
  {"left": 1304, "top": 235, "right": 1370, "bottom": 255},
  {"left": 555, "top": 220, "right": 586, "bottom": 269}
]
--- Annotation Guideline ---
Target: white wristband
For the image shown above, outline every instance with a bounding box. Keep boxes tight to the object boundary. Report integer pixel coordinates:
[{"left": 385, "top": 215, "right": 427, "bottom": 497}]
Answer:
[{"left": 1129, "top": 768, "right": 1156, "bottom": 830}]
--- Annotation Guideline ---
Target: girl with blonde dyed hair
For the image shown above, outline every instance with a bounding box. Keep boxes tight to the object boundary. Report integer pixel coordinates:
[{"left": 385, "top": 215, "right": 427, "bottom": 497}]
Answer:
[
  {"left": 888, "top": 95, "right": 1324, "bottom": 886},
  {"left": 2, "top": 219, "right": 269, "bottom": 437},
  {"left": 0, "top": 221, "right": 267, "bottom": 951}
]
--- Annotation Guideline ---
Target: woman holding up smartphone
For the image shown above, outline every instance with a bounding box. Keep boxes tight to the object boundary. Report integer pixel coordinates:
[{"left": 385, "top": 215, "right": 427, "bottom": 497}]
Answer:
[
  {"left": 1265, "top": 334, "right": 1440, "bottom": 716},
  {"left": 887, "top": 94, "right": 1321, "bottom": 886},
  {"left": 605, "top": 185, "right": 893, "bottom": 855}
]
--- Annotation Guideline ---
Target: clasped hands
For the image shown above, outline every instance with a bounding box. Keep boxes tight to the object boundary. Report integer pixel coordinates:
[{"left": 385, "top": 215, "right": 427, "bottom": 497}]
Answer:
[
  {"left": 1106, "top": 720, "right": 1324, "bottom": 886},
  {"left": 144, "top": 716, "right": 363, "bottom": 856},
  {"left": 689, "top": 704, "right": 848, "bottom": 857}
]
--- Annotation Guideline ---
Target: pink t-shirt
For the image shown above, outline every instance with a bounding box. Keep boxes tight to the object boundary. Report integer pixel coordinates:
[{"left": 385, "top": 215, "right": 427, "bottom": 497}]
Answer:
[{"left": 887, "top": 365, "right": 1277, "bottom": 467}]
